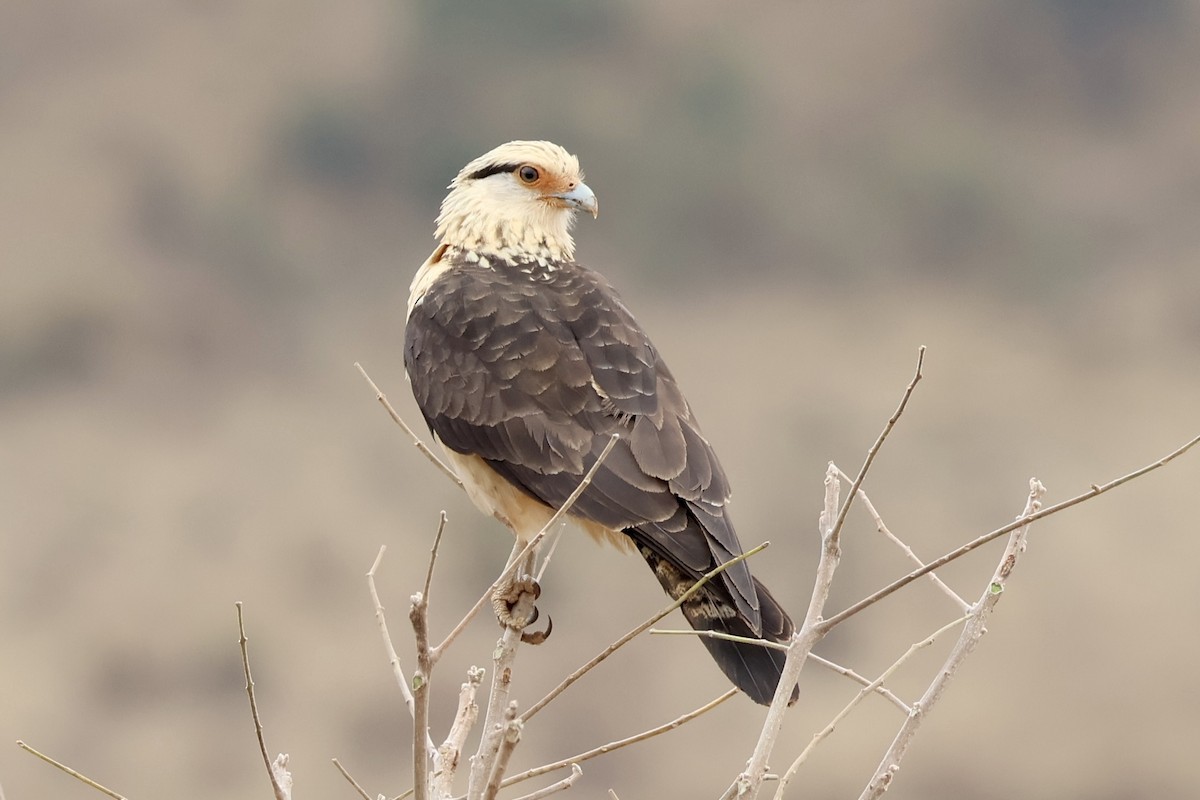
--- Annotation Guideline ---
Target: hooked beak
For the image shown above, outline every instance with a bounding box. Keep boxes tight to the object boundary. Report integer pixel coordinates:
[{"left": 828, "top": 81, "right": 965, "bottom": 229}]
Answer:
[{"left": 551, "top": 181, "right": 598, "bottom": 218}]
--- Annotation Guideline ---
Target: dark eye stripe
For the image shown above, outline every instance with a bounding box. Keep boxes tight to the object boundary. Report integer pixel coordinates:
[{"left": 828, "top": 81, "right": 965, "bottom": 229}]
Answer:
[{"left": 465, "top": 162, "right": 522, "bottom": 181}]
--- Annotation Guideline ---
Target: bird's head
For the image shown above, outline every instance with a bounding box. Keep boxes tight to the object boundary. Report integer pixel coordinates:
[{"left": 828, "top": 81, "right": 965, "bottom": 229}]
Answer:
[{"left": 435, "top": 140, "right": 598, "bottom": 263}]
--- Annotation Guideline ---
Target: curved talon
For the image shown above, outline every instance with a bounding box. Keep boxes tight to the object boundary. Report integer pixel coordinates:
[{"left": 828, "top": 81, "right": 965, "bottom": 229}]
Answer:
[
  {"left": 520, "top": 614, "right": 553, "bottom": 645},
  {"left": 492, "top": 575, "right": 544, "bottom": 631},
  {"left": 511, "top": 575, "right": 541, "bottom": 601}
]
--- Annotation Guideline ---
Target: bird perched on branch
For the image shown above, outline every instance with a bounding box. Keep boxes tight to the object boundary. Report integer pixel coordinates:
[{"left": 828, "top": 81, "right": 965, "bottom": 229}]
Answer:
[{"left": 404, "top": 140, "right": 796, "bottom": 705}]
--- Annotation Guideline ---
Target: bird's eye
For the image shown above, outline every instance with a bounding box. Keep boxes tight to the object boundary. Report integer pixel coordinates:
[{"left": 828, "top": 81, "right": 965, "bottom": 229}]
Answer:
[{"left": 517, "top": 165, "right": 540, "bottom": 184}]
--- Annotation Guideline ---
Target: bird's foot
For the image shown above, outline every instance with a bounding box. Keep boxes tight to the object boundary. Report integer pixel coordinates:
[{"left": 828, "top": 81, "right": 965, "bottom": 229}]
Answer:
[{"left": 492, "top": 574, "right": 552, "bottom": 644}]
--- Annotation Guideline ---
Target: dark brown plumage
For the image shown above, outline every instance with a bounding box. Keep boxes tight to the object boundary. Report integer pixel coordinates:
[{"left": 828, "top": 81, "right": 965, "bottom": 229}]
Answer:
[{"left": 405, "top": 141, "right": 796, "bottom": 705}]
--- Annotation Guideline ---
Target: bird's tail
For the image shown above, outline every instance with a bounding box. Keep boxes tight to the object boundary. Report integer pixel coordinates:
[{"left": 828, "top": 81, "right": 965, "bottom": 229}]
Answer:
[{"left": 636, "top": 545, "right": 798, "bottom": 706}]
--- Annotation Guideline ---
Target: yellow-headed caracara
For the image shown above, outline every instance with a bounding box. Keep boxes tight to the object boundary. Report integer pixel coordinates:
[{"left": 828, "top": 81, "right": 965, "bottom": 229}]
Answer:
[{"left": 404, "top": 141, "right": 796, "bottom": 705}]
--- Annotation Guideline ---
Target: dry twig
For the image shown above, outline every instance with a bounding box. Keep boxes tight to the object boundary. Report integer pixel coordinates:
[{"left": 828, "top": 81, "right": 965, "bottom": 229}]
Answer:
[
  {"left": 432, "top": 667, "right": 486, "bottom": 799},
  {"left": 466, "top": 439, "right": 618, "bottom": 799},
  {"left": 806, "top": 654, "right": 910, "bottom": 714},
  {"left": 509, "top": 763, "right": 582, "bottom": 800},
  {"left": 467, "top": 544, "right": 537, "bottom": 800},
  {"left": 15, "top": 741, "right": 127, "bottom": 800},
  {"left": 368, "top": 546, "right": 419, "bottom": 721},
  {"left": 834, "top": 466, "right": 969, "bottom": 612},
  {"left": 647, "top": 625, "right": 911, "bottom": 715},
  {"left": 829, "top": 346, "right": 925, "bottom": 546},
  {"left": 488, "top": 435, "right": 621, "bottom": 607},
  {"left": 356, "top": 362, "right": 462, "bottom": 489},
  {"left": 857, "top": 478, "right": 1046, "bottom": 799},
  {"left": 332, "top": 757, "right": 375, "bottom": 800},
  {"left": 724, "top": 352, "right": 928, "bottom": 800},
  {"left": 773, "top": 614, "right": 969, "bottom": 798},
  {"left": 410, "top": 512, "right": 452, "bottom": 800},
  {"left": 236, "top": 602, "right": 292, "bottom": 800},
  {"left": 520, "top": 542, "right": 770, "bottom": 724},
  {"left": 482, "top": 702, "right": 522, "bottom": 800},
  {"left": 821, "top": 433, "right": 1200, "bottom": 633},
  {"left": 722, "top": 464, "right": 844, "bottom": 800},
  {"left": 495, "top": 688, "right": 737, "bottom": 794}
]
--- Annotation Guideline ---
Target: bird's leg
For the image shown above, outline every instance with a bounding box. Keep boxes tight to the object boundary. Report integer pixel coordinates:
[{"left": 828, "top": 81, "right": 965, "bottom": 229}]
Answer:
[{"left": 492, "top": 542, "right": 552, "bottom": 644}]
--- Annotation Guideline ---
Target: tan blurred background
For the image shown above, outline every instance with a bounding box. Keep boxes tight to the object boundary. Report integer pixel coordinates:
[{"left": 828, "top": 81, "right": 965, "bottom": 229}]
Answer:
[{"left": 3, "top": 1, "right": 1199, "bottom": 798}]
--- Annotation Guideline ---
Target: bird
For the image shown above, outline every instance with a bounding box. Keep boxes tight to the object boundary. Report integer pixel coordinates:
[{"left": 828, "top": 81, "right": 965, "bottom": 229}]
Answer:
[{"left": 404, "top": 140, "right": 796, "bottom": 705}]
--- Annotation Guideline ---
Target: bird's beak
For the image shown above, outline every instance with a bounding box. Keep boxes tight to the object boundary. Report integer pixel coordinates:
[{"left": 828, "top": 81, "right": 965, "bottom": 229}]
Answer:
[{"left": 552, "top": 182, "right": 598, "bottom": 218}]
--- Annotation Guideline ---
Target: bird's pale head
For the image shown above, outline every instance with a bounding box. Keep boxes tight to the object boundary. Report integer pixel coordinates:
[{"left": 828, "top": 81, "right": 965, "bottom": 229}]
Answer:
[{"left": 435, "top": 140, "right": 598, "bottom": 263}]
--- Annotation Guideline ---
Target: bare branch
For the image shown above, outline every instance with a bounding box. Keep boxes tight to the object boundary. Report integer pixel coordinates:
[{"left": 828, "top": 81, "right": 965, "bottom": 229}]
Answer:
[
  {"left": 411, "top": 566, "right": 438, "bottom": 800},
  {"left": 236, "top": 602, "right": 292, "bottom": 800},
  {"left": 774, "top": 614, "right": 969, "bottom": 798},
  {"left": 510, "top": 764, "right": 582, "bottom": 800},
  {"left": 858, "top": 479, "right": 1046, "bottom": 800},
  {"left": 835, "top": 466, "right": 970, "bottom": 612},
  {"left": 520, "top": 541, "right": 770, "bottom": 724},
  {"left": 432, "top": 584, "right": 493, "bottom": 663},
  {"left": 423, "top": 511, "right": 449, "bottom": 605},
  {"left": 533, "top": 520, "right": 568, "bottom": 583},
  {"left": 648, "top": 625, "right": 911, "bottom": 714},
  {"left": 489, "top": 435, "right": 620, "bottom": 604},
  {"left": 722, "top": 464, "right": 845, "bottom": 800},
  {"left": 822, "top": 433, "right": 1200, "bottom": 633},
  {"left": 806, "top": 654, "right": 911, "bottom": 715},
  {"left": 332, "top": 758, "right": 374, "bottom": 800},
  {"left": 16, "top": 741, "right": 128, "bottom": 800},
  {"left": 355, "top": 362, "right": 462, "bottom": 489},
  {"left": 432, "top": 667, "right": 485, "bottom": 799},
  {"left": 719, "top": 348, "right": 927, "bottom": 800},
  {"left": 648, "top": 627, "right": 788, "bottom": 650},
  {"left": 829, "top": 346, "right": 925, "bottom": 545},
  {"left": 496, "top": 688, "right": 736, "bottom": 793},
  {"left": 368, "top": 546, "right": 418, "bottom": 721},
  {"left": 468, "top": 545, "right": 536, "bottom": 800},
  {"left": 482, "top": 703, "right": 522, "bottom": 800}
]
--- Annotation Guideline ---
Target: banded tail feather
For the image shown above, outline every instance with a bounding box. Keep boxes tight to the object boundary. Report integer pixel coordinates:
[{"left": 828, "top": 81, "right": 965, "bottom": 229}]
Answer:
[{"left": 635, "top": 544, "right": 798, "bottom": 706}]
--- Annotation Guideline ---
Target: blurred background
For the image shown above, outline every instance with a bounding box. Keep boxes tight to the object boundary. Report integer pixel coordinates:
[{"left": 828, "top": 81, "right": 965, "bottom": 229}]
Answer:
[{"left": 3, "top": 1, "right": 1198, "bottom": 797}]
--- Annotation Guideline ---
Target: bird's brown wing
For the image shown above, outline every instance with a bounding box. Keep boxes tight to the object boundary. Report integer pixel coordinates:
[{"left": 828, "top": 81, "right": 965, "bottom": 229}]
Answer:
[{"left": 404, "top": 253, "right": 761, "bottom": 627}]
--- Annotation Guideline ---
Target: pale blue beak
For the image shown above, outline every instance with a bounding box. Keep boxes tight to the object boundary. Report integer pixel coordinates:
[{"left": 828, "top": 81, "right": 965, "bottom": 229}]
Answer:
[{"left": 552, "top": 182, "right": 598, "bottom": 218}]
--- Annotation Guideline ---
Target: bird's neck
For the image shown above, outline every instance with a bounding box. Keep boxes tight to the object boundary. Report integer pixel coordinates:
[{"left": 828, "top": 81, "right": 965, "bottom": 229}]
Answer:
[{"left": 435, "top": 185, "right": 577, "bottom": 264}]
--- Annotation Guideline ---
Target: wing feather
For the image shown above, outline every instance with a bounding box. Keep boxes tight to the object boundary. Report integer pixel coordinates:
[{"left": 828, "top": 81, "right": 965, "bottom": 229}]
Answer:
[{"left": 405, "top": 252, "right": 759, "bottom": 625}]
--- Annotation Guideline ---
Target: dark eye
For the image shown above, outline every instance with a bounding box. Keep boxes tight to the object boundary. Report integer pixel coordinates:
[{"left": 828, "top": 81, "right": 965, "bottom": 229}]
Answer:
[{"left": 517, "top": 165, "right": 540, "bottom": 184}]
